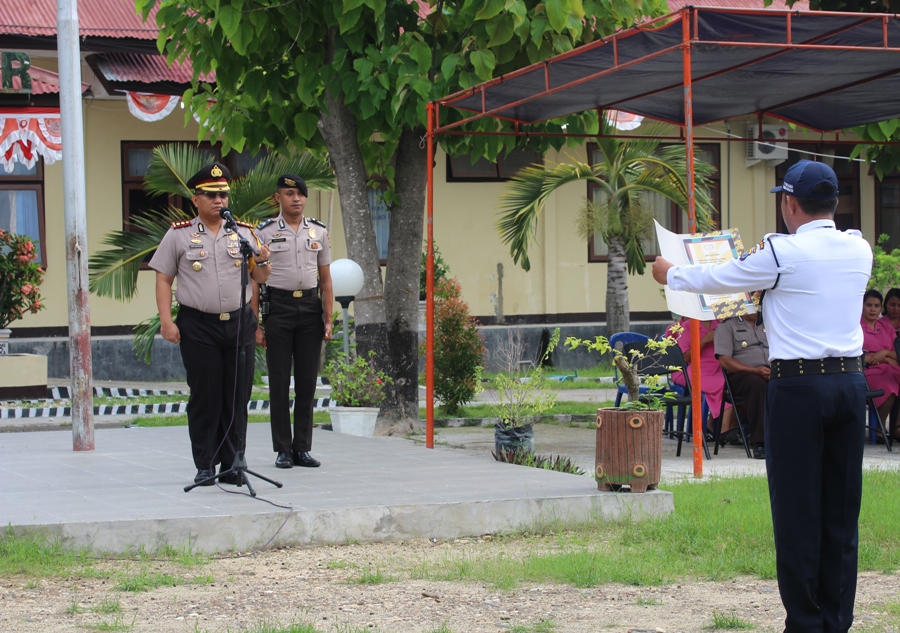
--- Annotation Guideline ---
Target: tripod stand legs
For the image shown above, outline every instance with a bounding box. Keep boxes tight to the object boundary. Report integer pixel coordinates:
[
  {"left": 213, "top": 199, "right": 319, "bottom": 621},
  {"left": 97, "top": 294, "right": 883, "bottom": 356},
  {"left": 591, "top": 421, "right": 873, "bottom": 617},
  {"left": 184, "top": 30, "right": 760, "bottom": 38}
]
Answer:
[{"left": 183, "top": 451, "right": 283, "bottom": 495}]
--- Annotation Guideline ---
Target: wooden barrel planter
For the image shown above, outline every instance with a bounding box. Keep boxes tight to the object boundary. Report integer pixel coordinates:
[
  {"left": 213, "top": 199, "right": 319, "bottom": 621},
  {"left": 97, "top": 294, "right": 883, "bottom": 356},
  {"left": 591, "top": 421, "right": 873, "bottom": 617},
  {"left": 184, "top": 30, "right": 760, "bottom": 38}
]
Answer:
[{"left": 595, "top": 408, "right": 663, "bottom": 493}]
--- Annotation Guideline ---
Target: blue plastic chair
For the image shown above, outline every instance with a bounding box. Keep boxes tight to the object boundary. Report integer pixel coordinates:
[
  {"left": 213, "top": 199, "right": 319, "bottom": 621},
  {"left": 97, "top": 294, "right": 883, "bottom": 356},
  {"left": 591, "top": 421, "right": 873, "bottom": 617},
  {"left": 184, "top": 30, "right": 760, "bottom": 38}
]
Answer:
[{"left": 608, "top": 332, "right": 650, "bottom": 407}]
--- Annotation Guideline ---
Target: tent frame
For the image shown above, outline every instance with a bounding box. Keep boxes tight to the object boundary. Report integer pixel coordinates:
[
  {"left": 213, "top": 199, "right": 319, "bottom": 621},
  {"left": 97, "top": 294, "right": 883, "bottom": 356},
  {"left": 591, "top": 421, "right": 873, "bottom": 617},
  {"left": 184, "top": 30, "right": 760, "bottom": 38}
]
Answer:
[{"left": 424, "top": 7, "right": 900, "bottom": 476}]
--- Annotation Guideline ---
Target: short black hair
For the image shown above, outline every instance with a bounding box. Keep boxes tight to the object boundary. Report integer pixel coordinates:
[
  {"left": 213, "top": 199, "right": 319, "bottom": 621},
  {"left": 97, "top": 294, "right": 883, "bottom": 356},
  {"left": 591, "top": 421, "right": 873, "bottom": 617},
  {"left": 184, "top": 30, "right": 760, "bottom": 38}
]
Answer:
[
  {"left": 883, "top": 287, "right": 900, "bottom": 315},
  {"left": 792, "top": 182, "right": 839, "bottom": 215},
  {"left": 864, "top": 288, "right": 884, "bottom": 306}
]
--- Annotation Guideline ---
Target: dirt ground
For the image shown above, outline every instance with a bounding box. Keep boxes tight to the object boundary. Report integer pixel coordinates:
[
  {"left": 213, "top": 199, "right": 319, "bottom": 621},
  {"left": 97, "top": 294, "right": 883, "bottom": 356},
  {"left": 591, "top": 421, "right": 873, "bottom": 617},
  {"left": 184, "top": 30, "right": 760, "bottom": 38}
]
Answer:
[{"left": 1, "top": 538, "right": 898, "bottom": 633}]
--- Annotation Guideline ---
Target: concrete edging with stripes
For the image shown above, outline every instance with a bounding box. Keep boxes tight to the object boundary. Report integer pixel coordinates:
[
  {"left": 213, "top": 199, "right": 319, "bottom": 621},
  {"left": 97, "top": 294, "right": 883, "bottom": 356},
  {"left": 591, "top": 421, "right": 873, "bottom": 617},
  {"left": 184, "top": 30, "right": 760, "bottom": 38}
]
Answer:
[{"left": 0, "top": 398, "right": 335, "bottom": 420}]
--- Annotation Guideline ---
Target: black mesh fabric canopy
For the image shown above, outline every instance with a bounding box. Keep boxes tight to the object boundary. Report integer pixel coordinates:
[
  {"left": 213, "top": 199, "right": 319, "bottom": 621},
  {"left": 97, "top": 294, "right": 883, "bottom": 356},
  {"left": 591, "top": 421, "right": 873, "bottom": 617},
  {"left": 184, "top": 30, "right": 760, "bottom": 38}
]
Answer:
[{"left": 437, "top": 7, "right": 900, "bottom": 132}]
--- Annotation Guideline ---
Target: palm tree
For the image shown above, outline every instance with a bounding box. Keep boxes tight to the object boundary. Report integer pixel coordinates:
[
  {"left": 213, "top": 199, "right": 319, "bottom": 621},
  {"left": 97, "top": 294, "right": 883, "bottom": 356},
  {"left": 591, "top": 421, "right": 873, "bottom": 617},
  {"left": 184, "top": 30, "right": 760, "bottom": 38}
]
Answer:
[
  {"left": 497, "top": 119, "right": 717, "bottom": 335},
  {"left": 89, "top": 143, "right": 336, "bottom": 360}
]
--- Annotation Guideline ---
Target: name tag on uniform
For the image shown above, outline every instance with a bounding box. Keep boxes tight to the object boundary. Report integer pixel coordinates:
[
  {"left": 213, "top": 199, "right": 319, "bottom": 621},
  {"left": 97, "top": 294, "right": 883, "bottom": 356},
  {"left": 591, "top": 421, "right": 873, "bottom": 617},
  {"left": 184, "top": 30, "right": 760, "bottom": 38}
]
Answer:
[
  {"left": 270, "top": 237, "right": 287, "bottom": 243},
  {"left": 189, "top": 244, "right": 203, "bottom": 248}
]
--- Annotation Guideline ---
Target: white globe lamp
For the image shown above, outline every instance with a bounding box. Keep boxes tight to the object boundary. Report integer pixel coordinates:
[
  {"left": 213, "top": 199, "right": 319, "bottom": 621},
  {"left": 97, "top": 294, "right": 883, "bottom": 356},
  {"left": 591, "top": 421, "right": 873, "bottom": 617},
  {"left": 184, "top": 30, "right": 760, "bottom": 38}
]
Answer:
[{"left": 330, "top": 258, "right": 365, "bottom": 356}]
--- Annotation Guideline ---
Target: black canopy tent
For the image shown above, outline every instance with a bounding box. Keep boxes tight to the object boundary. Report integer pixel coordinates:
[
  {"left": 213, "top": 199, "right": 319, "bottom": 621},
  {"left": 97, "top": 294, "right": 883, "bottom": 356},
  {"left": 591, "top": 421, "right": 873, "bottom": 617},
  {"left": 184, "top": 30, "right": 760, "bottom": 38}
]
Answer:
[{"left": 422, "top": 7, "right": 900, "bottom": 473}]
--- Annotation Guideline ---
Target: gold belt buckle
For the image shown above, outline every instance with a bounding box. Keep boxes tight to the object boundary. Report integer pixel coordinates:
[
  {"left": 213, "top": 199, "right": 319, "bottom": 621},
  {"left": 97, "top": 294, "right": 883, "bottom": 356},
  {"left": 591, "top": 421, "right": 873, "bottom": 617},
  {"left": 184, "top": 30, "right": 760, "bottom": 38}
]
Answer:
[
  {"left": 293, "top": 290, "right": 303, "bottom": 298},
  {"left": 219, "top": 313, "right": 230, "bottom": 321}
]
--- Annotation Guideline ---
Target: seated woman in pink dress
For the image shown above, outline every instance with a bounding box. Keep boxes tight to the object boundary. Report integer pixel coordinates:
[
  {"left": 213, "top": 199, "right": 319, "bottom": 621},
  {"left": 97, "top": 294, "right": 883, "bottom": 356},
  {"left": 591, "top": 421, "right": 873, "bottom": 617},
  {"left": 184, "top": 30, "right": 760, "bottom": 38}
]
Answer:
[
  {"left": 666, "top": 317, "right": 732, "bottom": 439},
  {"left": 879, "top": 287, "right": 900, "bottom": 339},
  {"left": 862, "top": 288, "right": 900, "bottom": 434}
]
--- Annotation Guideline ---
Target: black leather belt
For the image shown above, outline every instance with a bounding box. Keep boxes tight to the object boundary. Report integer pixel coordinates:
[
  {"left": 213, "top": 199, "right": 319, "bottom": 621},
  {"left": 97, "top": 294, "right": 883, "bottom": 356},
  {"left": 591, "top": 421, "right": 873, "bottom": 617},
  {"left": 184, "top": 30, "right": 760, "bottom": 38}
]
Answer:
[
  {"left": 269, "top": 287, "right": 319, "bottom": 299},
  {"left": 179, "top": 305, "right": 250, "bottom": 322},
  {"left": 770, "top": 356, "right": 864, "bottom": 379}
]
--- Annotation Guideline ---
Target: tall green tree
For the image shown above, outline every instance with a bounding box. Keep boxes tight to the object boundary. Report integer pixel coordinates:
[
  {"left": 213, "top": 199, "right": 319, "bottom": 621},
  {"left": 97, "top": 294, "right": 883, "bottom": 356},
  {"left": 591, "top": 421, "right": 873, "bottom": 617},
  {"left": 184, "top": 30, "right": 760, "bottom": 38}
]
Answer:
[
  {"left": 137, "top": 0, "right": 668, "bottom": 434},
  {"left": 497, "top": 119, "right": 717, "bottom": 334}
]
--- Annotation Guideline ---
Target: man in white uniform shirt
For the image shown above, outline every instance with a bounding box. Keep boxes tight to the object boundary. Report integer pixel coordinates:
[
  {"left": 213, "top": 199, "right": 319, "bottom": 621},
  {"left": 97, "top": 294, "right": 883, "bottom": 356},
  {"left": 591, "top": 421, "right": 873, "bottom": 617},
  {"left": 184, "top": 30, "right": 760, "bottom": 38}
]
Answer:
[{"left": 652, "top": 160, "right": 872, "bottom": 633}]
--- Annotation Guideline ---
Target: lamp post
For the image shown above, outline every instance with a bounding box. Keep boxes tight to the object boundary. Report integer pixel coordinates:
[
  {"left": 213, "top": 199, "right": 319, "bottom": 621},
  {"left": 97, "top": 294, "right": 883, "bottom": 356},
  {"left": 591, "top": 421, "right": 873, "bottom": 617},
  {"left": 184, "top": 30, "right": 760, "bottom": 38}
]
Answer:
[{"left": 330, "top": 258, "right": 365, "bottom": 357}]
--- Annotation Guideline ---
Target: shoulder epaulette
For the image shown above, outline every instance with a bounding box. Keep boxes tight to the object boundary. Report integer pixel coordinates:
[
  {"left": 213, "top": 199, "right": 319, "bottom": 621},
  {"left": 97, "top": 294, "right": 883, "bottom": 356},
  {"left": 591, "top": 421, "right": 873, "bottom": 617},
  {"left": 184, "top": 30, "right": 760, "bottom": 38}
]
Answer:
[
  {"left": 171, "top": 219, "right": 192, "bottom": 229},
  {"left": 236, "top": 220, "right": 254, "bottom": 229},
  {"left": 256, "top": 218, "right": 276, "bottom": 231},
  {"left": 309, "top": 218, "right": 326, "bottom": 228}
]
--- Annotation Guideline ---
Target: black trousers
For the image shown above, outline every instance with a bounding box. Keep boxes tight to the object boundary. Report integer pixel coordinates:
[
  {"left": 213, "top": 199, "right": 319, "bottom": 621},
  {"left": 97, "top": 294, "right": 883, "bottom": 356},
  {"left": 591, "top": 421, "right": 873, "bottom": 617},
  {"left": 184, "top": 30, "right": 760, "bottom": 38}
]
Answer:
[
  {"left": 729, "top": 370, "right": 768, "bottom": 445},
  {"left": 264, "top": 294, "right": 324, "bottom": 453},
  {"left": 765, "top": 372, "right": 866, "bottom": 633},
  {"left": 176, "top": 306, "right": 256, "bottom": 471}
]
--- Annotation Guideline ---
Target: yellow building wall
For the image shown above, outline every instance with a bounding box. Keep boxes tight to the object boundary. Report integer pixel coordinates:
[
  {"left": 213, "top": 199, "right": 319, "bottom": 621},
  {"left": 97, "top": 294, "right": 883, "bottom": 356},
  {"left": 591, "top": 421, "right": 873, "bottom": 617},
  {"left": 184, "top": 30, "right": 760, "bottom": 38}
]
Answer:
[{"left": 13, "top": 115, "right": 880, "bottom": 331}]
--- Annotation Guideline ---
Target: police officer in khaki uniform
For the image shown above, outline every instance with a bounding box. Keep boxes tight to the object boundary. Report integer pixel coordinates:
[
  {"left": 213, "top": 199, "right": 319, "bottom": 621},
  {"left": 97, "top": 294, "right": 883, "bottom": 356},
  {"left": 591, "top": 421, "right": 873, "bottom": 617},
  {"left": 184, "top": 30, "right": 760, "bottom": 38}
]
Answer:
[
  {"left": 254, "top": 174, "right": 333, "bottom": 469},
  {"left": 149, "top": 163, "right": 271, "bottom": 486}
]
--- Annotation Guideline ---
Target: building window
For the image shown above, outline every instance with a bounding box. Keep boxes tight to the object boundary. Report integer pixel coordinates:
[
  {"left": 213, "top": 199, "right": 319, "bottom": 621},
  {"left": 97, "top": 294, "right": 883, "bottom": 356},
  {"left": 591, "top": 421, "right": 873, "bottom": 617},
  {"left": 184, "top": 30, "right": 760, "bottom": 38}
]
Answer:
[
  {"left": 587, "top": 144, "right": 720, "bottom": 262},
  {"left": 876, "top": 174, "right": 900, "bottom": 252},
  {"left": 0, "top": 161, "right": 45, "bottom": 265},
  {"left": 447, "top": 148, "right": 543, "bottom": 182},
  {"left": 775, "top": 145, "right": 859, "bottom": 233}
]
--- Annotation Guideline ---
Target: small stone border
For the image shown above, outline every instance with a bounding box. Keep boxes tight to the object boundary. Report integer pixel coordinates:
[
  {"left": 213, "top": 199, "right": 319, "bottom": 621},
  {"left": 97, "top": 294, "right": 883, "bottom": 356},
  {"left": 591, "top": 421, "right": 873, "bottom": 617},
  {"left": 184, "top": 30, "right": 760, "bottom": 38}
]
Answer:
[
  {"left": 0, "top": 398, "right": 335, "bottom": 420},
  {"left": 433, "top": 413, "right": 596, "bottom": 428}
]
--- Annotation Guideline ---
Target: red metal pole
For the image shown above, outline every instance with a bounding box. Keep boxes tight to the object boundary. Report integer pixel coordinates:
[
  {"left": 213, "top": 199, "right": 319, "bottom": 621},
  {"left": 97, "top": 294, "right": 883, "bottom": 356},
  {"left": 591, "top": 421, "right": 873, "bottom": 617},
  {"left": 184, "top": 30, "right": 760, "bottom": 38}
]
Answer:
[
  {"left": 683, "top": 10, "right": 703, "bottom": 478},
  {"left": 426, "top": 102, "right": 435, "bottom": 449}
]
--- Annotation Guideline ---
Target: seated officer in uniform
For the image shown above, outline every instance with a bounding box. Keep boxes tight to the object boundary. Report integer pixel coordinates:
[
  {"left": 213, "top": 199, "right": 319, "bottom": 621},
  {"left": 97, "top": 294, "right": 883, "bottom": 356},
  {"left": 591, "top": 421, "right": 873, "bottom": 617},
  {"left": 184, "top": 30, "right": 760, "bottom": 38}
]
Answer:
[
  {"left": 149, "top": 163, "right": 271, "bottom": 486},
  {"left": 714, "top": 312, "right": 769, "bottom": 459}
]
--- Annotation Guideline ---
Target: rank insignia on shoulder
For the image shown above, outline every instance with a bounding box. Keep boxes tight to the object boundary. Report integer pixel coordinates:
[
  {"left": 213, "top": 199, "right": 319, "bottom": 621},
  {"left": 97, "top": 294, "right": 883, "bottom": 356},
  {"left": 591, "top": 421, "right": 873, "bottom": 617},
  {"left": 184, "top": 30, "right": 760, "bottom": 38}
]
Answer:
[
  {"left": 236, "top": 220, "right": 254, "bottom": 229},
  {"left": 309, "top": 218, "right": 326, "bottom": 228},
  {"left": 256, "top": 218, "right": 276, "bottom": 230},
  {"left": 171, "top": 219, "right": 193, "bottom": 229}
]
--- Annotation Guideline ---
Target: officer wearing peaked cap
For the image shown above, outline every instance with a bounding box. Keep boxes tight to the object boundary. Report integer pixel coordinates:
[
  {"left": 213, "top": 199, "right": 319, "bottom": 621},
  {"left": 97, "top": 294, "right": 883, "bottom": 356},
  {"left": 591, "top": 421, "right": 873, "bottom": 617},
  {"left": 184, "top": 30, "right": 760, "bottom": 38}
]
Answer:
[
  {"left": 652, "top": 160, "right": 872, "bottom": 633},
  {"left": 150, "top": 162, "right": 272, "bottom": 487},
  {"left": 253, "top": 173, "right": 333, "bottom": 470}
]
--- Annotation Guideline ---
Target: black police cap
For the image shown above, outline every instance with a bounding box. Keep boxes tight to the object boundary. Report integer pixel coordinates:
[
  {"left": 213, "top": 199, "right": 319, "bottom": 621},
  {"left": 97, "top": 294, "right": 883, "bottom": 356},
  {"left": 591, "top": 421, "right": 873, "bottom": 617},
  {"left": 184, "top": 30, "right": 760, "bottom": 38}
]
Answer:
[{"left": 276, "top": 173, "right": 308, "bottom": 196}]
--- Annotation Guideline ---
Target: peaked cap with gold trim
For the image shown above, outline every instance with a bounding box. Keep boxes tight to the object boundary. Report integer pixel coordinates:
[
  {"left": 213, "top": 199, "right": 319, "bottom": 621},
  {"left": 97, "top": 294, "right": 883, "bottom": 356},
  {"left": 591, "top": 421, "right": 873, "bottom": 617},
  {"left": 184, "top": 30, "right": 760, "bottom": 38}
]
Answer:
[{"left": 187, "top": 162, "right": 231, "bottom": 192}]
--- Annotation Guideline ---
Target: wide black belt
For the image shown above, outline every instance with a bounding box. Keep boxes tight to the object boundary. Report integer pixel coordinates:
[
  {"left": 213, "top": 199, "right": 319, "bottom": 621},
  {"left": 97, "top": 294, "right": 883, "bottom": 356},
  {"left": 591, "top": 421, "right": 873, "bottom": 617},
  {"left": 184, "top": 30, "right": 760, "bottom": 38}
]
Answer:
[
  {"left": 770, "top": 356, "right": 864, "bottom": 379},
  {"left": 269, "top": 286, "right": 319, "bottom": 299},
  {"left": 179, "top": 305, "right": 250, "bottom": 323}
]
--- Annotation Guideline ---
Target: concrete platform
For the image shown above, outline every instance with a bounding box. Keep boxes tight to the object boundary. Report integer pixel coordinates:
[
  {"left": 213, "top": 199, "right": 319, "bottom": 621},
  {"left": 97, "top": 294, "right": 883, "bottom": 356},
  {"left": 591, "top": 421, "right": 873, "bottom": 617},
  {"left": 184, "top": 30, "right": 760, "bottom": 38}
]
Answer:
[{"left": 0, "top": 424, "right": 672, "bottom": 554}]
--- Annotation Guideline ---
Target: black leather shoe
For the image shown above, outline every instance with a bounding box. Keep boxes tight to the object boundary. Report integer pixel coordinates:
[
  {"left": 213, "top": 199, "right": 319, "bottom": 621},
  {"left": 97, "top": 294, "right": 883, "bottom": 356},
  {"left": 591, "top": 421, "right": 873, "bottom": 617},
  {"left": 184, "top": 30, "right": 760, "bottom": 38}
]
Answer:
[
  {"left": 753, "top": 444, "right": 766, "bottom": 460},
  {"left": 218, "top": 467, "right": 243, "bottom": 485},
  {"left": 194, "top": 468, "right": 215, "bottom": 486},
  {"left": 717, "top": 428, "right": 738, "bottom": 447},
  {"left": 275, "top": 452, "right": 293, "bottom": 469},
  {"left": 292, "top": 451, "right": 321, "bottom": 468}
]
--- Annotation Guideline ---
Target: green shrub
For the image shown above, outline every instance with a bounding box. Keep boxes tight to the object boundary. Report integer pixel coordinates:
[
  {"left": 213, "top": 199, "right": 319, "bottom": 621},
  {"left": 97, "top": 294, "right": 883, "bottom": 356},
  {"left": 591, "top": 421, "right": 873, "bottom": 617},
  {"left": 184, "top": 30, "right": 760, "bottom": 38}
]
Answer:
[
  {"left": 492, "top": 448, "right": 585, "bottom": 475},
  {"left": 420, "top": 243, "right": 451, "bottom": 301},
  {"left": 430, "top": 277, "right": 486, "bottom": 416},
  {"left": 324, "top": 350, "right": 393, "bottom": 408}
]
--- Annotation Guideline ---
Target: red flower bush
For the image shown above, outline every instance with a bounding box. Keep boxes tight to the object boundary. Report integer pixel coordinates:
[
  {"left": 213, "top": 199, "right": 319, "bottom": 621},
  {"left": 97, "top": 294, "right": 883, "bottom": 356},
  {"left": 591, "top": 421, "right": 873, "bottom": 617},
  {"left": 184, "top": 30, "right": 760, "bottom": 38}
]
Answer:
[{"left": 0, "top": 229, "right": 45, "bottom": 328}]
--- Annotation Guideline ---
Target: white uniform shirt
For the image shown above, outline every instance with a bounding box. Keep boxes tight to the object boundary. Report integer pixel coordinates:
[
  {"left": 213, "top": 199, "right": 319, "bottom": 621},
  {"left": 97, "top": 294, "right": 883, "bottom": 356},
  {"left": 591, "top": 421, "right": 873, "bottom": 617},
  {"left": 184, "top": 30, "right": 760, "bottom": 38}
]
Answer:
[{"left": 667, "top": 219, "right": 872, "bottom": 361}]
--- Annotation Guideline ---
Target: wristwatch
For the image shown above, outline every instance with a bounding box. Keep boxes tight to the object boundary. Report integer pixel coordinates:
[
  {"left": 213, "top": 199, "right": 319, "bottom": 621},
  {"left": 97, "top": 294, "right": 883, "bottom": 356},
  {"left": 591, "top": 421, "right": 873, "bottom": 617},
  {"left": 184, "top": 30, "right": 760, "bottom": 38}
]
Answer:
[{"left": 256, "top": 260, "right": 271, "bottom": 268}]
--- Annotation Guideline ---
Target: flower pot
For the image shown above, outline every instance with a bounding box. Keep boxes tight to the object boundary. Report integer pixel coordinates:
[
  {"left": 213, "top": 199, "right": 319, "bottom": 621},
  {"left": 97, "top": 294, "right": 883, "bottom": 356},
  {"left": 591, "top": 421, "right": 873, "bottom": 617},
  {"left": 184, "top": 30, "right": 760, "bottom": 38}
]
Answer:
[
  {"left": 329, "top": 406, "right": 380, "bottom": 437},
  {"left": 595, "top": 408, "right": 663, "bottom": 493},
  {"left": 494, "top": 422, "right": 534, "bottom": 456}
]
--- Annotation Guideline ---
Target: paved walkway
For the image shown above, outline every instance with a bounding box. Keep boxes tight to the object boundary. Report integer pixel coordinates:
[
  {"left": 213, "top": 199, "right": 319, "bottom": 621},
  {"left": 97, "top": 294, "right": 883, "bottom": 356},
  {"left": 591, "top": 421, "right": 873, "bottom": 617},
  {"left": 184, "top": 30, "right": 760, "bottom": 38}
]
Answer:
[{"left": 3, "top": 382, "right": 897, "bottom": 554}]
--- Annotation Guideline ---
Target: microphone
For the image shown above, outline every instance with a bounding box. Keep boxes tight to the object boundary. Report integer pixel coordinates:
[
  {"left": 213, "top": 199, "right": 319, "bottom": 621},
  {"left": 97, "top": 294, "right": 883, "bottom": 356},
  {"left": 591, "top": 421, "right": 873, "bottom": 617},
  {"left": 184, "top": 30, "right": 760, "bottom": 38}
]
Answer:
[{"left": 219, "top": 207, "right": 237, "bottom": 224}]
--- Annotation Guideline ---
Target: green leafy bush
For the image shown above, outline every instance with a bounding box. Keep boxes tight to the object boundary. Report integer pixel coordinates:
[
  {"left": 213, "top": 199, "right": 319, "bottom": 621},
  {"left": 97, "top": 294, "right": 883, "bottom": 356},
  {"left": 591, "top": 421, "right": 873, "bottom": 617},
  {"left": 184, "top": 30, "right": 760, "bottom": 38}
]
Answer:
[
  {"left": 430, "top": 277, "right": 486, "bottom": 416},
  {"left": 492, "top": 447, "right": 586, "bottom": 475},
  {"left": 324, "top": 350, "right": 393, "bottom": 408},
  {"left": 420, "top": 243, "right": 451, "bottom": 301},
  {"left": 868, "top": 234, "right": 900, "bottom": 294}
]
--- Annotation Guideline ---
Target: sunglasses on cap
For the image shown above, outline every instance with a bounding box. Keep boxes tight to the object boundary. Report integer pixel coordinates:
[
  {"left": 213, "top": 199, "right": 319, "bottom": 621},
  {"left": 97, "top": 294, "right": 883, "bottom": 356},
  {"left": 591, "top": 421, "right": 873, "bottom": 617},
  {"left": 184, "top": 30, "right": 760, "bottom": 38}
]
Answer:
[{"left": 196, "top": 191, "right": 229, "bottom": 199}]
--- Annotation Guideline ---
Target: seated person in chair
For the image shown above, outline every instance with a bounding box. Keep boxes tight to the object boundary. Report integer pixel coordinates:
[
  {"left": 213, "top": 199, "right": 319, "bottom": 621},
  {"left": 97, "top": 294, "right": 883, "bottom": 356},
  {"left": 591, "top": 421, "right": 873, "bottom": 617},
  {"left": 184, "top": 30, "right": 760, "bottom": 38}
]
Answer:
[
  {"left": 862, "top": 288, "right": 900, "bottom": 437},
  {"left": 714, "top": 312, "right": 769, "bottom": 459},
  {"left": 666, "top": 316, "right": 733, "bottom": 438}
]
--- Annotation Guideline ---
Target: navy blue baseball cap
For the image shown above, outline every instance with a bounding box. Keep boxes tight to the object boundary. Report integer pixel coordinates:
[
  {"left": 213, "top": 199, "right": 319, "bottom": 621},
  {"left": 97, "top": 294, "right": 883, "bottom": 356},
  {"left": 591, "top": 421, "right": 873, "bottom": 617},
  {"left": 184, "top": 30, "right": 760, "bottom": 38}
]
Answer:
[{"left": 770, "top": 160, "right": 838, "bottom": 199}]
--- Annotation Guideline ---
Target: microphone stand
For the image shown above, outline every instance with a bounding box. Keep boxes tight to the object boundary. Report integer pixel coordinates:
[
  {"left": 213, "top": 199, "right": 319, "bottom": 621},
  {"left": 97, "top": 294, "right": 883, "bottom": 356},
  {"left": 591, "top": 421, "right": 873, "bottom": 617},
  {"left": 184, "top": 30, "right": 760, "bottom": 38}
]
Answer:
[{"left": 184, "top": 217, "right": 282, "bottom": 496}]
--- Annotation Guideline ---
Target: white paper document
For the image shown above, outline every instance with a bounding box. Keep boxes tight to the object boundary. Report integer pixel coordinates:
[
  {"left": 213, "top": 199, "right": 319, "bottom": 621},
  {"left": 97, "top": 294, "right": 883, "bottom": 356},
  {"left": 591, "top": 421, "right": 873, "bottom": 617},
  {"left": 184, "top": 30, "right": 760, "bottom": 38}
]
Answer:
[{"left": 654, "top": 220, "right": 756, "bottom": 321}]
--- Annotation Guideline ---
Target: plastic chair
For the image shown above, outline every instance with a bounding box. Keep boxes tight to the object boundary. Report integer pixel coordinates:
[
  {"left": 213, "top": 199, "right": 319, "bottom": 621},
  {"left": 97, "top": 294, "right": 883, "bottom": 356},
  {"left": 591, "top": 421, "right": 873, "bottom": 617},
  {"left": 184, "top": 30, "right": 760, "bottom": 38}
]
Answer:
[
  {"left": 864, "top": 380, "right": 893, "bottom": 452},
  {"left": 608, "top": 332, "right": 650, "bottom": 407},
  {"left": 632, "top": 342, "right": 710, "bottom": 460},
  {"left": 710, "top": 369, "right": 753, "bottom": 459}
]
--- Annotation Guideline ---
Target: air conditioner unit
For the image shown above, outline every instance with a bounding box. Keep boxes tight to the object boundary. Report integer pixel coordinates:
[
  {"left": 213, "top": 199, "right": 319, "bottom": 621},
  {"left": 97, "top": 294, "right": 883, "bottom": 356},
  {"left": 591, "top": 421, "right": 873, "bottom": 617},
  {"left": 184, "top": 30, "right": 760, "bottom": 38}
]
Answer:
[{"left": 746, "top": 125, "right": 789, "bottom": 161}]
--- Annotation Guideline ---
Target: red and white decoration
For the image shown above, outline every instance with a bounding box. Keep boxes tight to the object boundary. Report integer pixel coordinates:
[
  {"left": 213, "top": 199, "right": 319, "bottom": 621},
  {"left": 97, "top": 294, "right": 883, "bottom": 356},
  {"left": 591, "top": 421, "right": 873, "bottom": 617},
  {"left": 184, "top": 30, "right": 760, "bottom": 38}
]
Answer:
[
  {"left": 125, "top": 92, "right": 180, "bottom": 122},
  {"left": 0, "top": 108, "right": 62, "bottom": 173},
  {"left": 606, "top": 110, "right": 644, "bottom": 131}
]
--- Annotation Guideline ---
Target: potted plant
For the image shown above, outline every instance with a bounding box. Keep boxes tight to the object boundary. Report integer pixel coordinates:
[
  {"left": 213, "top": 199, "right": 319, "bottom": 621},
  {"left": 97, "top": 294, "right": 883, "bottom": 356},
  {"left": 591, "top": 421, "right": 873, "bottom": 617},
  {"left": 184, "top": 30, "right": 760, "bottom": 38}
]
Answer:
[
  {"left": 0, "top": 229, "right": 47, "bottom": 398},
  {"left": 323, "top": 350, "right": 393, "bottom": 437},
  {"left": 564, "top": 330, "right": 682, "bottom": 492},
  {"left": 487, "top": 328, "right": 560, "bottom": 456}
]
